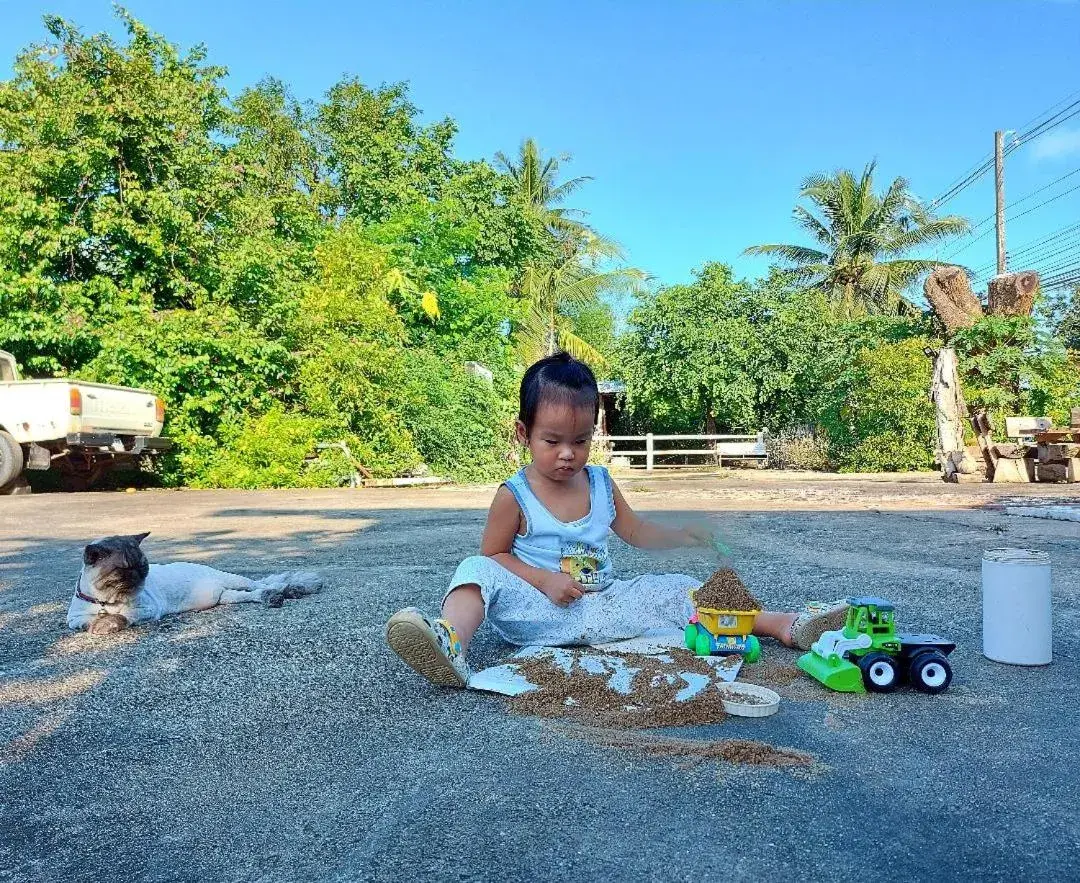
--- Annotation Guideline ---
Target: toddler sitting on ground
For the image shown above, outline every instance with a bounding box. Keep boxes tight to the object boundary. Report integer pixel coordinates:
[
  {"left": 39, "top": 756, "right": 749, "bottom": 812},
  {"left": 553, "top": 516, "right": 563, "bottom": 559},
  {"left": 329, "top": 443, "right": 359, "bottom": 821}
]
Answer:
[{"left": 386, "top": 352, "right": 846, "bottom": 687}]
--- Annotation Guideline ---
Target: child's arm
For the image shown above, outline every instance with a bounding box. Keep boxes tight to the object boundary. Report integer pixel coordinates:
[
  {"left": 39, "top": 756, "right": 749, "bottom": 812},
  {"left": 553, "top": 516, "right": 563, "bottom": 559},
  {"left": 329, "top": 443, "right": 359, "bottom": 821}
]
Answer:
[
  {"left": 611, "top": 479, "right": 712, "bottom": 550},
  {"left": 480, "top": 486, "right": 585, "bottom": 607}
]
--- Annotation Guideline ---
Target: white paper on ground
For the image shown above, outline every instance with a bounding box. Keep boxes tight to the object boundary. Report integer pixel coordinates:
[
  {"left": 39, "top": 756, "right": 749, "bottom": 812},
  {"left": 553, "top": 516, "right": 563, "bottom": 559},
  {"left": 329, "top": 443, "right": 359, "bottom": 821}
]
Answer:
[
  {"left": 467, "top": 642, "right": 742, "bottom": 696},
  {"left": 1006, "top": 505, "right": 1080, "bottom": 523}
]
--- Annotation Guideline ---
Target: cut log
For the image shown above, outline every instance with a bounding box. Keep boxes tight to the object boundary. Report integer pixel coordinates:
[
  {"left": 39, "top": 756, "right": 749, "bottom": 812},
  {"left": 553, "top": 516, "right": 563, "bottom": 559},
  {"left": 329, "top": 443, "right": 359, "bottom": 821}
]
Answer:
[
  {"left": 1038, "top": 443, "right": 1080, "bottom": 461},
  {"left": 1069, "top": 458, "right": 1080, "bottom": 483},
  {"left": 930, "top": 347, "right": 979, "bottom": 481},
  {"left": 1072, "top": 407, "right": 1080, "bottom": 429},
  {"left": 992, "top": 442, "right": 1024, "bottom": 459},
  {"left": 993, "top": 458, "right": 1033, "bottom": 483},
  {"left": 1037, "top": 462, "right": 1069, "bottom": 482},
  {"left": 970, "top": 410, "right": 996, "bottom": 478},
  {"left": 925, "top": 267, "right": 984, "bottom": 333},
  {"left": 987, "top": 271, "right": 1040, "bottom": 317}
]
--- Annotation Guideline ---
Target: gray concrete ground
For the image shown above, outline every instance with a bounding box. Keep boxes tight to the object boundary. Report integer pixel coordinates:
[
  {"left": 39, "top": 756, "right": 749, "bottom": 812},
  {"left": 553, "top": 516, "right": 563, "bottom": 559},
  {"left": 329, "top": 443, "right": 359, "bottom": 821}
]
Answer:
[{"left": 1, "top": 473, "right": 1078, "bottom": 882}]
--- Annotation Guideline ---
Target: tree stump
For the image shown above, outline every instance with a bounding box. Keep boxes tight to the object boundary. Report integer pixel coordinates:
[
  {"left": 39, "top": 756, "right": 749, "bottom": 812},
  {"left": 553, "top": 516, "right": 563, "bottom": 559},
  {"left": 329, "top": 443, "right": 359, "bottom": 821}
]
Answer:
[
  {"left": 987, "top": 271, "right": 1040, "bottom": 317},
  {"left": 930, "top": 347, "right": 979, "bottom": 481},
  {"left": 925, "top": 267, "right": 984, "bottom": 333}
]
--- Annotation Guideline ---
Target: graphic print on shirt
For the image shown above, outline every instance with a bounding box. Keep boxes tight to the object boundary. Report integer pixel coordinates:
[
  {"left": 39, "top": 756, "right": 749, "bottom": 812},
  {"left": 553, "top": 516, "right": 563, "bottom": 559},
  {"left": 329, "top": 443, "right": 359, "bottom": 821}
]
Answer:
[{"left": 559, "top": 541, "right": 610, "bottom": 588}]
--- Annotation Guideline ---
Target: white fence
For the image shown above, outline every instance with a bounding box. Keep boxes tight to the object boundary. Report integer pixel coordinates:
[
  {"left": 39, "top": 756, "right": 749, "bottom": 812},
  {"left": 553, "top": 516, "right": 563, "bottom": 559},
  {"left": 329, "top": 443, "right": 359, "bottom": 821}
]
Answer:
[{"left": 596, "top": 432, "right": 766, "bottom": 472}]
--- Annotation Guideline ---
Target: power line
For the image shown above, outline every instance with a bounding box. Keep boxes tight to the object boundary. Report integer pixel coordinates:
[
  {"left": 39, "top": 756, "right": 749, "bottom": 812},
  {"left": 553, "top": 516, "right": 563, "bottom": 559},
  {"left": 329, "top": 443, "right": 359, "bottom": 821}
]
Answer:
[
  {"left": 1014, "top": 87, "right": 1080, "bottom": 133},
  {"left": 944, "top": 183, "right": 1080, "bottom": 263},
  {"left": 1011, "top": 100, "right": 1080, "bottom": 149}
]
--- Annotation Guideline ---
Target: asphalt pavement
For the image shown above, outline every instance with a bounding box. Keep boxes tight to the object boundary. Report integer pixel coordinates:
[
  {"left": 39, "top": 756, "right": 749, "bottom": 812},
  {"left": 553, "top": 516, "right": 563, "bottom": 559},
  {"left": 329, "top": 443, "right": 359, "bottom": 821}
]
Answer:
[{"left": 1, "top": 478, "right": 1077, "bottom": 881}]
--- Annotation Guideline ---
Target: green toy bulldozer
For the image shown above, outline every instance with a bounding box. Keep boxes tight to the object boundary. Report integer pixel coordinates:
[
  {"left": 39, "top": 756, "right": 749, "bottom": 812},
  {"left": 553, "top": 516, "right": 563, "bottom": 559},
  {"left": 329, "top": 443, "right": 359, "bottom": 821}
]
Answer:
[{"left": 797, "top": 597, "right": 955, "bottom": 694}]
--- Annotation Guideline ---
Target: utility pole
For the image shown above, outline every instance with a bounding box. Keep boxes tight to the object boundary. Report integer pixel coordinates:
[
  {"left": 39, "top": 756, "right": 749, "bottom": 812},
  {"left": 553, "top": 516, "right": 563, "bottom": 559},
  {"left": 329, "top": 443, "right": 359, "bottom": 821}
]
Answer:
[{"left": 995, "top": 130, "right": 1006, "bottom": 275}]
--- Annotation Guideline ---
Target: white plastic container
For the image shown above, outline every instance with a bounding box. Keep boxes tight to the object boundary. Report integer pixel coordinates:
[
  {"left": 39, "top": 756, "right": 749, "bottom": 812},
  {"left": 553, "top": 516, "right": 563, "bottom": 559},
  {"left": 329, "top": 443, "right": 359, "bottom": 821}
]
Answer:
[{"left": 982, "top": 548, "right": 1053, "bottom": 665}]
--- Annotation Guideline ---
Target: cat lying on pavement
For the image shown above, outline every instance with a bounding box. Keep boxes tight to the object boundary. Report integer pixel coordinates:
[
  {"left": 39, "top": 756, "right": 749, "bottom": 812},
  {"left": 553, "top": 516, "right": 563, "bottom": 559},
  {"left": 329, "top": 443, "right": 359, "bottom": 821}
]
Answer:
[{"left": 67, "top": 532, "right": 322, "bottom": 634}]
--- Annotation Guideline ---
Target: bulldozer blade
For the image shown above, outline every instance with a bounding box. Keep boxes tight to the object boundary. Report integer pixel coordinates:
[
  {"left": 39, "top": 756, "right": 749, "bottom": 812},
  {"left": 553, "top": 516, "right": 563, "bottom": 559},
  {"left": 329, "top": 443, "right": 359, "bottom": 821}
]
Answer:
[{"left": 797, "top": 651, "right": 865, "bottom": 693}]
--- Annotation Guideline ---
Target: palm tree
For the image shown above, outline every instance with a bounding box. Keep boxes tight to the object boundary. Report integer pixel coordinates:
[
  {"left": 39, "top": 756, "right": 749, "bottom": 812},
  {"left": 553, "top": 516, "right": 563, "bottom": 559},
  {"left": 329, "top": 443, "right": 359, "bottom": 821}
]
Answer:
[
  {"left": 494, "top": 138, "right": 591, "bottom": 238},
  {"left": 745, "top": 162, "right": 969, "bottom": 314},
  {"left": 515, "top": 232, "right": 646, "bottom": 364},
  {"left": 497, "top": 139, "right": 645, "bottom": 364}
]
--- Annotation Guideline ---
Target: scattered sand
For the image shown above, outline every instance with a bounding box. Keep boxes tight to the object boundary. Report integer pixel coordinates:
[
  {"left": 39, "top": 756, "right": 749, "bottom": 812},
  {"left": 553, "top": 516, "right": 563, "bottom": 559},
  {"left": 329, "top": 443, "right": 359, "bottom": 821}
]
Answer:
[
  {"left": 509, "top": 650, "right": 729, "bottom": 730},
  {"left": 717, "top": 688, "right": 771, "bottom": 706},
  {"left": 565, "top": 727, "right": 814, "bottom": 769},
  {"left": 693, "top": 568, "right": 760, "bottom": 611}
]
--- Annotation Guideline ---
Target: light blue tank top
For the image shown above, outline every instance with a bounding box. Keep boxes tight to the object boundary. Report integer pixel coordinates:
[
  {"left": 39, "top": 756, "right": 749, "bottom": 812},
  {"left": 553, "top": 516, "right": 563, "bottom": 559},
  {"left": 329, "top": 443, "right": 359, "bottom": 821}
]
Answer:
[{"left": 503, "top": 465, "right": 616, "bottom": 590}]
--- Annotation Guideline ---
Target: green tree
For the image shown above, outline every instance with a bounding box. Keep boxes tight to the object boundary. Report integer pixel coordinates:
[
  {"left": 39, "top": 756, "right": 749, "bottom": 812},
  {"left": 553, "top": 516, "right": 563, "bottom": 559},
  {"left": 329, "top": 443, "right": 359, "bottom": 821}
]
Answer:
[
  {"left": 954, "top": 314, "right": 1080, "bottom": 430},
  {"left": 816, "top": 337, "right": 937, "bottom": 472},
  {"left": 618, "top": 264, "right": 837, "bottom": 433},
  {"left": 745, "top": 162, "right": 969, "bottom": 315}
]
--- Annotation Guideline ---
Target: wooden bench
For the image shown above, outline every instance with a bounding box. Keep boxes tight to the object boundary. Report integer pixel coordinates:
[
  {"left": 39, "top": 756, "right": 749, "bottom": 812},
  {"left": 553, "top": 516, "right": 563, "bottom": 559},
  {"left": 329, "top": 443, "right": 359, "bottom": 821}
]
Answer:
[{"left": 974, "top": 413, "right": 1080, "bottom": 482}]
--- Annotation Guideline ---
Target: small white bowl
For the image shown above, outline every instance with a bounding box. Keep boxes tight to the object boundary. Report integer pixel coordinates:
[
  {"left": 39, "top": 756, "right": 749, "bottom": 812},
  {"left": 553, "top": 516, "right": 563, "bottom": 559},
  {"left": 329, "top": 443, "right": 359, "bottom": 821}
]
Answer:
[{"left": 717, "top": 683, "right": 781, "bottom": 717}]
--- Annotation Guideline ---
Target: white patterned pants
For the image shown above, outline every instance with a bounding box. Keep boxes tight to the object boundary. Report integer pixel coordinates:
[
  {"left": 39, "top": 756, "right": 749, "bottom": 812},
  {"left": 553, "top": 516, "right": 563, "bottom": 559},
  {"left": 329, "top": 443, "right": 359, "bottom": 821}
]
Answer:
[{"left": 444, "top": 555, "right": 700, "bottom": 647}]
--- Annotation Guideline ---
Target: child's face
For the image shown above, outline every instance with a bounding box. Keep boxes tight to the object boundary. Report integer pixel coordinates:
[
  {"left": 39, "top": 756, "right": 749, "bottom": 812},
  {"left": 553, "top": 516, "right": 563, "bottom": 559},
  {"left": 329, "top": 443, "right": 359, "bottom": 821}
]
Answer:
[{"left": 517, "top": 401, "right": 595, "bottom": 482}]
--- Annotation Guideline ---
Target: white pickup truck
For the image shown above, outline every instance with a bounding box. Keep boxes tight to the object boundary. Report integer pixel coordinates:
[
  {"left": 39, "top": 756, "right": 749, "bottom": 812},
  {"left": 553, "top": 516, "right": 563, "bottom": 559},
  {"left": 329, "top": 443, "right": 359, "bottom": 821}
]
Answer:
[{"left": 0, "top": 350, "right": 170, "bottom": 492}]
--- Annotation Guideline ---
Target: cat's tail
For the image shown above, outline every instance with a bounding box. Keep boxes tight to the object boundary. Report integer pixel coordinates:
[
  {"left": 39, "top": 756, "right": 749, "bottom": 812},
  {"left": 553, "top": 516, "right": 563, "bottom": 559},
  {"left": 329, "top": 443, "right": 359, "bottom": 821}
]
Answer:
[{"left": 252, "top": 571, "right": 323, "bottom": 599}]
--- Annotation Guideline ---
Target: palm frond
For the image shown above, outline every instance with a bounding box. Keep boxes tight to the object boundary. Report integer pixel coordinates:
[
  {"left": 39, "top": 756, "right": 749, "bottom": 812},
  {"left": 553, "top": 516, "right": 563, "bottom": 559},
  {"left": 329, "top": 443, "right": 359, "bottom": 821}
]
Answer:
[
  {"left": 791, "top": 206, "right": 835, "bottom": 248},
  {"left": 548, "top": 175, "right": 593, "bottom": 204},
  {"left": 743, "top": 243, "right": 829, "bottom": 264},
  {"left": 557, "top": 327, "right": 608, "bottom": 366}
]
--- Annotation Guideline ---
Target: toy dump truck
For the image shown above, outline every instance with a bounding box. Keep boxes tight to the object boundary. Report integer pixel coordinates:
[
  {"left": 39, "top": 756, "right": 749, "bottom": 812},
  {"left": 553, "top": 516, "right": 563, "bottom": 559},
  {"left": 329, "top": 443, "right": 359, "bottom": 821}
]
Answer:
[
  {"left": 685, "top": 598, "right": 762, "bottom": 662},
  {"left": 797, "top": 596, "right": 955, "bottom": 694}
]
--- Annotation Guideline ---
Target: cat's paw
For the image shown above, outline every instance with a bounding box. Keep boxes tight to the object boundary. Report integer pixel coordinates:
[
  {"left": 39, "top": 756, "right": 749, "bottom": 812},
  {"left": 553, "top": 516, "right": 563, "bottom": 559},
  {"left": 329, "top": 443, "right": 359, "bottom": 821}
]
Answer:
[
  {"left": 262, "top": 588, "right": 285, "bottom": 608},
  {"left": 88, "top": 613, "right": 128, "bottom": 635}
]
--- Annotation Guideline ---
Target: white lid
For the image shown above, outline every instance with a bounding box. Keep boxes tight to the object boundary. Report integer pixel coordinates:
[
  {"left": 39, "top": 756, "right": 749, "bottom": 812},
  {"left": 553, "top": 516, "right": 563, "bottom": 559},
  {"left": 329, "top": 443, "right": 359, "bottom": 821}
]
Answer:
[{"left": 983, "top": 548, "right": 1050, "bottom": 566}]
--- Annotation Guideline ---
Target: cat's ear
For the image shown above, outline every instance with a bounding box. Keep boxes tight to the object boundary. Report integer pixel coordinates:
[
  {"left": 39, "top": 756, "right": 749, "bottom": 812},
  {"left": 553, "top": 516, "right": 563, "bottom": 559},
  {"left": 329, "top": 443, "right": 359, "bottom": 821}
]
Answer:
[{"left": 132, "top": 532, "right": 150, "bottom": 545}]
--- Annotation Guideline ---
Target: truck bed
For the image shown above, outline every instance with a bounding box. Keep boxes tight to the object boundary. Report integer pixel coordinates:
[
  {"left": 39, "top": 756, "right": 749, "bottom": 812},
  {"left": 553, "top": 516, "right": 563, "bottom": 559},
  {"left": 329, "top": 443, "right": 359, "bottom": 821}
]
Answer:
[{"left": 0, "top": 379, "right": 164, "bottom": 443}]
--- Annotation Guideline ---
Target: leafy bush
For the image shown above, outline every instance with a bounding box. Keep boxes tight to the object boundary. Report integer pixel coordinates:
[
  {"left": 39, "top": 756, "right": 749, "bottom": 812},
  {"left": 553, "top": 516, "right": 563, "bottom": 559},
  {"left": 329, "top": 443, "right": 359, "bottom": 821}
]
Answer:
[
  {"left": 193, "top": 407, "right": 344, "bottom": 489},
  {"left": 954, "top": 315, "right": 1080, "bottom": 432},
  {"left": 398, "top": 352, "right": 515, "bottom": 482},
  {"left": 817, "top": 338, "right": 936, "bottom": 472},
  {"left": 765, "top": 427, "right": 831, "bottom": 470}
]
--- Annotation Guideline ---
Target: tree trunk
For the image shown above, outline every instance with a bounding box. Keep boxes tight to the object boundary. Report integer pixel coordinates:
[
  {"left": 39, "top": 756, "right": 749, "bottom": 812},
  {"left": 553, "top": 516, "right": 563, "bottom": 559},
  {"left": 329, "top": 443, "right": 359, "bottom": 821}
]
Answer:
[
  {"left": 930, "top": 347, "right": 979, "bottom": 482},
  {"left": 924, "top": 267, "right": 984, "bottom": 333},
  {"left": 987, "top": 271, "right": 1040, "bottom": 317}
]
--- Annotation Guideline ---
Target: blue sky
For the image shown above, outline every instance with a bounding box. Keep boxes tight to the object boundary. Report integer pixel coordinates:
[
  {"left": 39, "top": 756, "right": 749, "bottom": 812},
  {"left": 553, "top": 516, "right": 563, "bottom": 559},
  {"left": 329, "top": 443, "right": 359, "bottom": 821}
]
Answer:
[{"left": 3, "top": 0, "right": 1080, "bottom": 291}]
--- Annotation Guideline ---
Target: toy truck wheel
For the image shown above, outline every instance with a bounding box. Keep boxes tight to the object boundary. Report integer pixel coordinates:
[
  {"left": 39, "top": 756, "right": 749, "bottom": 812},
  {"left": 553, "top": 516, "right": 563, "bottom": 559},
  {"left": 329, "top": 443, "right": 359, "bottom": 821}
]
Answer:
[
  {"left": 743, "top": 635, "right": 761, "bottom": 663},
  {"left": 858, "top": 652, "right": 899, "bottom": 692},
  {"left": 694, "top": 631, "right": 712, "bottom": 657},
  {"left": 684, "top": 623, "right": 698, "bottom": 651},
  {"left": 909, "top": 651, "right": 952, "bottom": 694}
]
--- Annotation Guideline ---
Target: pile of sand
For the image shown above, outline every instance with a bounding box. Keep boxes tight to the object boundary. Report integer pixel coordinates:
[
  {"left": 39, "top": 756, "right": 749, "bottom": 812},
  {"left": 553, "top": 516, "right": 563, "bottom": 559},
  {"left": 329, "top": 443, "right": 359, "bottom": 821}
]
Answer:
[{"left": 693, "top": 568, "right": 760, "bottom": 611}]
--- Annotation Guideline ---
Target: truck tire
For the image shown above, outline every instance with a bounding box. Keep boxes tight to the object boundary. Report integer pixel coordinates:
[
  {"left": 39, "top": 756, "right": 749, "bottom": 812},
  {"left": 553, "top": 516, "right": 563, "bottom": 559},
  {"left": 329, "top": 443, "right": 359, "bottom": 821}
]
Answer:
[
  {"left": 858, "top": 651, "right": 900, "bottom": 692},
  {"left": 0, "top": 430, "right": 24, "bottom": 489}
]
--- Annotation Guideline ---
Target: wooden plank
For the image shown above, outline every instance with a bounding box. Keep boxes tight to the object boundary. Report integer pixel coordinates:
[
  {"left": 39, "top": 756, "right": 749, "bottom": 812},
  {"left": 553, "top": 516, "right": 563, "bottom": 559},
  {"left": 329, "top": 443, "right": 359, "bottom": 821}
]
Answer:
[
  {"left": 1034, "top": 429, "right": 1080, "bottom": 443},
  {"left": 1005, "top": 416, "right": 1052, "bottom": 438}
]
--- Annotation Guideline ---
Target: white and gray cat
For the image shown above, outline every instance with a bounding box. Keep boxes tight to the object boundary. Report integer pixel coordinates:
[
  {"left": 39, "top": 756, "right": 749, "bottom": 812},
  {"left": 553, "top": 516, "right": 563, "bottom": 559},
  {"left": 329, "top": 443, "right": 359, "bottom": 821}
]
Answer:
[{"left": 67, "top": 532, "right": 322, "bottom": 634}]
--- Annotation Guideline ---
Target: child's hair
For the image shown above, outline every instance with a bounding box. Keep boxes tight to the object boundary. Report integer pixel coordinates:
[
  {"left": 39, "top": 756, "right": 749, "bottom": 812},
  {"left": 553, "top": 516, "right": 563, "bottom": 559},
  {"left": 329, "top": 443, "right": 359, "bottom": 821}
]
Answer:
[{"left": 518, "top": 352, "right": 599, "bottom": 434}]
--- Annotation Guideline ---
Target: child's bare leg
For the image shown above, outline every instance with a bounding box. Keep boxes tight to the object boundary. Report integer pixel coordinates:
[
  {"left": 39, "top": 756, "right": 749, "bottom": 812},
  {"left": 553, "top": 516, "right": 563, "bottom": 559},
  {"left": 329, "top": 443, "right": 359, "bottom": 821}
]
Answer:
[
  {"left": 752, "top": 611, "right": 798, "bottom": 646},
  {"left": 753, "top": 601, "right": 850, "bottom": 650},
  {"left": 442, "top": 584, "right": 485, "bottom": 652}
]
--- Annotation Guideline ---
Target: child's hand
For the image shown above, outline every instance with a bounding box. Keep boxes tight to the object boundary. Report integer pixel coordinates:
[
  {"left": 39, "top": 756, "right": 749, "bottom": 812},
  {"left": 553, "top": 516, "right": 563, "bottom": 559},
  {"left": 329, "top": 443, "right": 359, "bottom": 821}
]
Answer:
[
  {"left": 539, "top": 572, "right": 585, "bottom": 607},
  {"left": 683, "top": 524, "right": 716, "bottom": 548}
]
